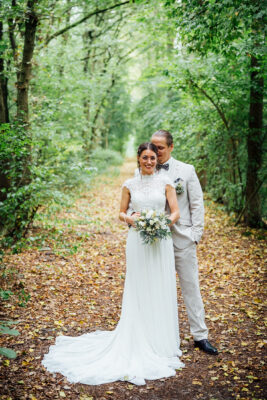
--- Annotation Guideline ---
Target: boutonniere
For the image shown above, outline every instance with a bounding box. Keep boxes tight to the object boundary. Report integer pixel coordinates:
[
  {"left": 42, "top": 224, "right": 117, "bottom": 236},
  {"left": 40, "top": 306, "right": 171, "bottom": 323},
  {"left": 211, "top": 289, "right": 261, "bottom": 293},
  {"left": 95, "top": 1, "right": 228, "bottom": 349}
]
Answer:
[{"left": 174, "top": 178, "right": 184, "bottom": 195}]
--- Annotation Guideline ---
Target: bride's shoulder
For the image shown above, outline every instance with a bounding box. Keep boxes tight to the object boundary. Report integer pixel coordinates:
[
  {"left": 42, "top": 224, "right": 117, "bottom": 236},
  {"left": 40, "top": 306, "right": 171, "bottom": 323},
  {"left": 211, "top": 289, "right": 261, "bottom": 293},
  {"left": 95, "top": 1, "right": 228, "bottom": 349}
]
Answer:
[{"left": 122, "top": 176, "right": 138, "bottom": 190}]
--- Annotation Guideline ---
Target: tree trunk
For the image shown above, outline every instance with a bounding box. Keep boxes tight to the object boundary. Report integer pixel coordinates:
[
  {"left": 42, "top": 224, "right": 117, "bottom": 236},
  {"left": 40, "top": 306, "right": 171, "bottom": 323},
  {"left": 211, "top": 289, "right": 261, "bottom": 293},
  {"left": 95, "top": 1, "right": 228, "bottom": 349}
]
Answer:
[
  {"left": 82, "top": 29, "right": 94, "bottom": 157},
  {"left": 0, "top": 21, "right": 9, "bottom": 123},
  {"left": 244, "top": 54, "right": 264, "bottom": 227},
  {"left": 0, "top": 71, "right": 9, "bottom": 123},
  {"left": 16, "top": 0, "right": 38, "bottom": 125},
  {"left": 58, "top": 0, "right": 71, "bottom": 76},
  {"left": 0, "top": 21, "right": 10, "bottom": 202},
  {"left": 15, "top": 0, "right": 38, "bottom": 187}
]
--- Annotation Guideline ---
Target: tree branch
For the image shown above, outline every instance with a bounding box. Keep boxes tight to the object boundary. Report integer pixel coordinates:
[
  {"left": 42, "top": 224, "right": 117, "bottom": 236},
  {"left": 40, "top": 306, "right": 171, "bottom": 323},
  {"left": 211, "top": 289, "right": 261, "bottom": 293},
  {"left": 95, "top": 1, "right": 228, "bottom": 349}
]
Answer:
[
  {"left": 86, "top": 14, "right": 125, "bottom": 43},
  {"left": 44, "top": 1, "right": 132, "bottom": 46},
  {"left": 91, "top": 44, "right": 139, "bottom": 129},
  {"left": 188, "top": 77, "right": 230, "bottom": 131}
]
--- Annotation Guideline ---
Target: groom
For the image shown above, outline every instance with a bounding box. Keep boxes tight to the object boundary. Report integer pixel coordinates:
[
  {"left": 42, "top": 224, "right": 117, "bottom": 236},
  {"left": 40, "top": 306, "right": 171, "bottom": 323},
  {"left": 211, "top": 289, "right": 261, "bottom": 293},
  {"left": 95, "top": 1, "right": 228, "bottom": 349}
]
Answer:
[{"left": 151, "top": 130, "right": 218, "bottom": 355}]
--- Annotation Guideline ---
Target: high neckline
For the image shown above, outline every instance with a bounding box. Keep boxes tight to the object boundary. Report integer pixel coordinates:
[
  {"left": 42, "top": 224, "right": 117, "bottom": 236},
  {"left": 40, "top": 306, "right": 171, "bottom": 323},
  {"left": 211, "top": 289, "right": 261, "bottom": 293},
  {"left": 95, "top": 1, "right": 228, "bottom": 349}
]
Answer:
[{"left": 140, "top": 172, "right": 156, "bottom": 179}]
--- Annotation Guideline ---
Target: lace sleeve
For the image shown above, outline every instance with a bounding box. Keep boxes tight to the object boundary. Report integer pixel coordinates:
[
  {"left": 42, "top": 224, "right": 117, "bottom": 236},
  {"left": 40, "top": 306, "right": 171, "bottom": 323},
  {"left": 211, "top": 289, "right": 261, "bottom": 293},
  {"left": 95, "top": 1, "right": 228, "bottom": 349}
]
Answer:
[{"left": 122, "top": 178, "right": 133, "bottom": 192}]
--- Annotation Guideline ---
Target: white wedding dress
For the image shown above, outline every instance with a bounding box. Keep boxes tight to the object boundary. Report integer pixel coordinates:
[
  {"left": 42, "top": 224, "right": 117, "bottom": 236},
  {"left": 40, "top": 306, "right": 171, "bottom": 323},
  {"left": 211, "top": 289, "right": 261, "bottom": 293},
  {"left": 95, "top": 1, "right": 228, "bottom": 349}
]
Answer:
[{"left": 42, "top": 173, "right": 184, "bottom": 386}]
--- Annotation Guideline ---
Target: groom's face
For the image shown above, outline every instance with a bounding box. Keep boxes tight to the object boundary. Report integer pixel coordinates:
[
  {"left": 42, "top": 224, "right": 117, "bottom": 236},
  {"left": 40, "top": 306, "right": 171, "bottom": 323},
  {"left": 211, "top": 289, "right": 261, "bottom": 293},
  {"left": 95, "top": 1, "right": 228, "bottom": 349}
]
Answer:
[{"left": 151, "top": 136, "right": 174, "bottom": 164}]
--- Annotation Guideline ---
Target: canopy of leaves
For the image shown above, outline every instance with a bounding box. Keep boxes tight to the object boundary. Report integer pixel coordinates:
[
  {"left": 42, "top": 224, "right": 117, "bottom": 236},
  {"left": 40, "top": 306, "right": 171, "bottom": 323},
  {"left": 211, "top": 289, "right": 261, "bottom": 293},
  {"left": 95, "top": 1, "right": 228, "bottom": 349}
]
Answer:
[{"left": 0, "top": 0, "right": 266, "bottom": 243}]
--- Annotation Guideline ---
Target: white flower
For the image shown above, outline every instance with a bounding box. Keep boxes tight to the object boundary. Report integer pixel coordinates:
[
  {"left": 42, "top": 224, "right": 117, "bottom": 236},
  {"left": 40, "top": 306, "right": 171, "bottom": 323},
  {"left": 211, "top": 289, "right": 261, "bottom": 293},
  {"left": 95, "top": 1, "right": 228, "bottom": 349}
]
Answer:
[{"left": 146, "top": 210, "right": 153, "bottom": 218}]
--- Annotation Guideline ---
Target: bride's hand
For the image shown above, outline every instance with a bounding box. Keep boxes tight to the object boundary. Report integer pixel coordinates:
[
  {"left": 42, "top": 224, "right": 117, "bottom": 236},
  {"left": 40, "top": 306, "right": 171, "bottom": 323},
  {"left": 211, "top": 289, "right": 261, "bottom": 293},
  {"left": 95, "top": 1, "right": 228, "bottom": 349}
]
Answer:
[
  {"left": 167, "top": 213, "right": 177, "bottom": 226},
  {"left": 129, "top": 212, "right": 140, "bottom": 227}
]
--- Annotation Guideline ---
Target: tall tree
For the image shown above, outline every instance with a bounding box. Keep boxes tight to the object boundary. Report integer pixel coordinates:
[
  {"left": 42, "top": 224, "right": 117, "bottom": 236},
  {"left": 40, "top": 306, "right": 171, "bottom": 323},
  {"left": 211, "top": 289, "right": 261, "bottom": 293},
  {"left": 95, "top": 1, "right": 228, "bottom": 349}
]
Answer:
[
  {"left": 245, "top": 15, "right": 265, "bottom": 226},
  {"left": 16, "top": 0, "right": 38, "bottom": 126},
  {"left": 0, "top": 0, "right": 136, "bottom": 239},
  {"left": 168, "top": 0, "right": 266, "bottom": 226}
]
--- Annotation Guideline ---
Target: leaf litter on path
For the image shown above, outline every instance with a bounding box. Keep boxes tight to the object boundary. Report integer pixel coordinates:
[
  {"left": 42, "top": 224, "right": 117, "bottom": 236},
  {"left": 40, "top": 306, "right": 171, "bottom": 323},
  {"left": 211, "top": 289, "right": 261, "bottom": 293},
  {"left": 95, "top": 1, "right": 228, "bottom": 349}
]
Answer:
[{"left": 0, "top": 160, "right": 266, "bottom": 399}]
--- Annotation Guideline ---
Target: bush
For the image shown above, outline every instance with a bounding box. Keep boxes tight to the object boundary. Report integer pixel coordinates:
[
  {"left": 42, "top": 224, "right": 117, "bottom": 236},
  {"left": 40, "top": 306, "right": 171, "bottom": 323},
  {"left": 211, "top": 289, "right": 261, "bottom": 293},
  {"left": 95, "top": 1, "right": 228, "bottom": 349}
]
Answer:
[
  {"left": 0, "top": 124, "right": 95, "bottom": 243},
  {"left": 0, "top": 122, "right": 123, "bottom": 245},
  {"left": 90, "top": 148, "right": 123, "bottom": 171}
]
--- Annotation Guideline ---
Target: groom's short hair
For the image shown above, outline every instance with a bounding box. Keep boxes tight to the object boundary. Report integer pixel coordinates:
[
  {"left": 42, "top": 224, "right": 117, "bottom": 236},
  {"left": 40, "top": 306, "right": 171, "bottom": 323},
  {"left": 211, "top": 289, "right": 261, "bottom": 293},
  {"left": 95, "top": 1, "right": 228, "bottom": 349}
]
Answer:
[{"left": 152, "top": 130, "right": 173, "bottom": 147}]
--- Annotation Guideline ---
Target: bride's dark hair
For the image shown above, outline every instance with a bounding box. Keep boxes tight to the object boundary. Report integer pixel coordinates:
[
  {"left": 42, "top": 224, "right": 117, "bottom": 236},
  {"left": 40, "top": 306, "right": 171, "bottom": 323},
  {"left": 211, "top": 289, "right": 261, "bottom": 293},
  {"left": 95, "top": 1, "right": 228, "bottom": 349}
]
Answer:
[{"left": 137, "top": 142, "right": 159, "bottom": 169}]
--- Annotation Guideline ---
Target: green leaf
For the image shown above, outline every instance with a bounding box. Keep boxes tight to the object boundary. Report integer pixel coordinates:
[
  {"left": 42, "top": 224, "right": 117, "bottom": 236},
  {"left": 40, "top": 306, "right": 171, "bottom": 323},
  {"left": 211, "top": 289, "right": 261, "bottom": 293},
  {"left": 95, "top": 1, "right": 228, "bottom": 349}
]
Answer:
[
  {"left": 0, "top": 325, "right": 20, "bottom": 336},
  {"left": 0, "top": 320, "right": 20, "bottom": 325},
  {"left": 0, "top": 289, "right": 13, "bottom": 300},
  {"left": 0, "top": 347, "right": 17, "bottom": 359}
]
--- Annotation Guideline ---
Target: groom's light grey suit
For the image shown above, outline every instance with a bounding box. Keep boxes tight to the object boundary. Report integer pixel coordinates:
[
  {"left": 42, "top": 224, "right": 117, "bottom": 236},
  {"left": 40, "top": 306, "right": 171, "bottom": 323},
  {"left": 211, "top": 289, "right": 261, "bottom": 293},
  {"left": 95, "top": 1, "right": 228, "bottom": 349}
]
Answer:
[
  {"left": 133, "top": 156, "right": 208, "bottom": 341},
  {"left": 161, "top": 156, "right": 208, "bottom": 341}
]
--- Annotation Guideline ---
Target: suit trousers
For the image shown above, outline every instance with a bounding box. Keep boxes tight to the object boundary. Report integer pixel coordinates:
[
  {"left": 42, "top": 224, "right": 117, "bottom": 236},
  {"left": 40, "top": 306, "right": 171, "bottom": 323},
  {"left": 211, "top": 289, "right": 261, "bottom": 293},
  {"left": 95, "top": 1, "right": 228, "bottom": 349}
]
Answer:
[{"left": 174, "top": 243, "right": 208, "bottom": 341}]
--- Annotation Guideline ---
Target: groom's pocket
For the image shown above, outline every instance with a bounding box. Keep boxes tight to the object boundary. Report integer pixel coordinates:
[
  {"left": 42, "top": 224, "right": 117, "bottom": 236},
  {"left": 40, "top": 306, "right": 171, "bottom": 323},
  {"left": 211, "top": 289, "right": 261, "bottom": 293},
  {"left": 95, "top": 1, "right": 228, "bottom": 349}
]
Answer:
[
  {"left": 172, "top": 224, "right": 195, "bottom": 250},
  {"left": 177, "top": 224, "right": 195, "bottom": 243}
]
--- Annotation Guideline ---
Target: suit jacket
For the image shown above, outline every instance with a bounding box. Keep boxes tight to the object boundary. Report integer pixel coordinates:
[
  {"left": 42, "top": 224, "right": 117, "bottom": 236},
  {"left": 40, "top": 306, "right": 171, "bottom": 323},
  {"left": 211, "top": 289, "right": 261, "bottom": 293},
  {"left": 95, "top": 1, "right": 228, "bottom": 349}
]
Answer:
[
  {"left": 162, "top": 157, "right": 204, "bottom": 250},
  {"left": 132, "top": 157, "right": 204, "bottom": 250}
]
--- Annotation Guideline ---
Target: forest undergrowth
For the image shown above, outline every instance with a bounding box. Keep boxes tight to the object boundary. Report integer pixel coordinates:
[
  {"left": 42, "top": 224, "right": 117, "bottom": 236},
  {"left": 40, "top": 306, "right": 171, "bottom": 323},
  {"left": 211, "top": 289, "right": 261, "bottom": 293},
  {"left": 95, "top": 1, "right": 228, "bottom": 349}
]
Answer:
[{"left": 0, "top": 160, "right": 266, "bottom": 400}]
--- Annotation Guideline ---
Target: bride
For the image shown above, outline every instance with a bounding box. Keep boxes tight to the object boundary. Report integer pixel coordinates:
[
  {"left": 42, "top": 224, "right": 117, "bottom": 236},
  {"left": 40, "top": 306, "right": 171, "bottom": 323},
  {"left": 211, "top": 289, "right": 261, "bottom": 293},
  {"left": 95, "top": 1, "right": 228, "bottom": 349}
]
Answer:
[{"left": 42, "top": 142, "right": 184, "bottom": 386}]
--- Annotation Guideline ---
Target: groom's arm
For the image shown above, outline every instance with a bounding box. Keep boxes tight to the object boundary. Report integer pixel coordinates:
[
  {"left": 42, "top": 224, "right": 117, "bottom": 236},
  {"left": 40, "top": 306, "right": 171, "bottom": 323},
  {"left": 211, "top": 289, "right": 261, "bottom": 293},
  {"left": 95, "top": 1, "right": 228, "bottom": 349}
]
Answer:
[{"left": 187, "top": 166, "right": 204, "bottom": 244}]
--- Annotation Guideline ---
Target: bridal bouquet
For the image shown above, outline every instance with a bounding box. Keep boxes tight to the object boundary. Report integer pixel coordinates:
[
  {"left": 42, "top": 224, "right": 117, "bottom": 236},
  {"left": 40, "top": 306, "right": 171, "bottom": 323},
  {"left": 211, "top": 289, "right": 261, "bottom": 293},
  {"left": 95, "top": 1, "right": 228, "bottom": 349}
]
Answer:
[{"left": 135, "top": 210, "right": 171, "bottom": 245}]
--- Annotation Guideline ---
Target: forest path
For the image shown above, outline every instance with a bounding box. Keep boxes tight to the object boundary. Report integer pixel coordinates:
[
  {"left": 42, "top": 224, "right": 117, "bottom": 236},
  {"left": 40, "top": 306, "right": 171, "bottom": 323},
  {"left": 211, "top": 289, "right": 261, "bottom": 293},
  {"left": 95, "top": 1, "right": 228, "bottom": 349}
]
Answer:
[{"left": 1, "top": 160, "right": 265, "bottom": 400}]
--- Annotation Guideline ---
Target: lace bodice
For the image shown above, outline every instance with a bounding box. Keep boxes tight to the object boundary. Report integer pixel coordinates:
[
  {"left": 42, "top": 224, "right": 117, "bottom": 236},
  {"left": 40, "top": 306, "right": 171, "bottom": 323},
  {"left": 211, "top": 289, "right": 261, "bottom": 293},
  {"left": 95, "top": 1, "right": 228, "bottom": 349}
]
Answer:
[{"left": 123, "top": 173, "right": 174, "bottom": 212}]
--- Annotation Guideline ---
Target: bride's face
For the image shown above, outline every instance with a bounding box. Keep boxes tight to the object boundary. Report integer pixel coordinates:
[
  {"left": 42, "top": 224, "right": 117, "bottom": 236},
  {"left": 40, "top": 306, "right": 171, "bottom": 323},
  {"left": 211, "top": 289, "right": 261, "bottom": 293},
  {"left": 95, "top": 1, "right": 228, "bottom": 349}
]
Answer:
[{"left": 138, "top": 149, "right": 157, "bottom": 175}]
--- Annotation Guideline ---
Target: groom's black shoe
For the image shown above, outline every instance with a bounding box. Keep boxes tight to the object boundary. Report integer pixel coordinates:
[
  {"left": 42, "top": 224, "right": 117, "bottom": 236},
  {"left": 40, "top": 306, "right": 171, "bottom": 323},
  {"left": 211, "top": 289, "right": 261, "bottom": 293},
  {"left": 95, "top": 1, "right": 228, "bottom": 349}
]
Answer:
[{"left": 194, "top": 339, "right": 218, "bottom": 355}]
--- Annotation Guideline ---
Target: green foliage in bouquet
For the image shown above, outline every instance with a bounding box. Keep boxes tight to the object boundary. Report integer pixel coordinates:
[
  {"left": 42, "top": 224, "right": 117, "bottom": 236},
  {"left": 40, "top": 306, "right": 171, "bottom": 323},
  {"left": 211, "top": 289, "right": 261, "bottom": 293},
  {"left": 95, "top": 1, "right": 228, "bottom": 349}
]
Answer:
[{"left": 135, "top": 210, "right": 172, "bottom": 245}]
